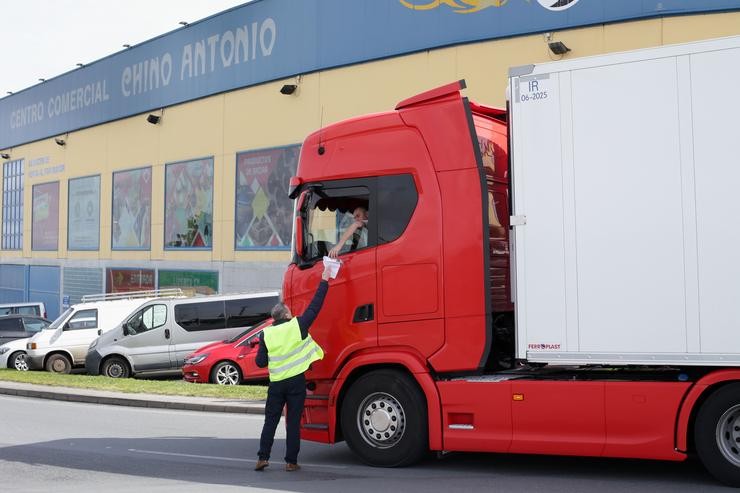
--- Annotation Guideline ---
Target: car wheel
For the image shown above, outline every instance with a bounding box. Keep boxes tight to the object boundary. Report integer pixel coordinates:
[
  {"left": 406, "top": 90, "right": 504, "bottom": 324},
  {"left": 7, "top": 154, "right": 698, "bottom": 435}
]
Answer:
[
  {"left": 695, "top": 383, "right": 740, "bottom": 487},
  {"left": 10, "top": 352, "right": 29, "bottom": 371},
  {"left": 45, "top": 354, "right": 72, "bottom": 374},
  {"left": 101, "top": 356, "right": 131, "bottom": 378},
  {"left": 340, "top": 369, "right": 428, "bottom": 467},
  {"left": 211, "top": 361, "right": 242, "bottom": 385}
]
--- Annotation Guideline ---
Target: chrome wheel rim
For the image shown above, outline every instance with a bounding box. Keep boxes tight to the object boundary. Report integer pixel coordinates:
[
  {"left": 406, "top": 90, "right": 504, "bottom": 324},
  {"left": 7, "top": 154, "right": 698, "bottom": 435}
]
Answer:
[
  {"left": 357, "top": 392, "right": 406, "bottom": 449},
  {"left": 216, "top": 364, "right": 240, "bottom": 385},
  {"left": 106, "top": 362, "right": 125, "bottom": 378},
  {"left": 716, "top": 404, "right": 740, "bottom": 467},
  {"left": 13, "top": 353, "right": 28, "bottom": 371}
]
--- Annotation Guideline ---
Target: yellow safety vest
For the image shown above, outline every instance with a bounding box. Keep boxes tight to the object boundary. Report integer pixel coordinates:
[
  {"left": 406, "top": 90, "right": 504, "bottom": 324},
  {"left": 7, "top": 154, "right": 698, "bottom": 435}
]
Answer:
[{"left": 263, "top": 318, "right": 324, "bottom": 382}]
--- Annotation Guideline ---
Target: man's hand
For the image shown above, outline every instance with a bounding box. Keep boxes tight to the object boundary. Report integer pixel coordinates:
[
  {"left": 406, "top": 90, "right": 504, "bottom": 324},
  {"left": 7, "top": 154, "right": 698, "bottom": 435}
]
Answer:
[{"left": 322, "top": 264, "right": 332, "bottom": 281}]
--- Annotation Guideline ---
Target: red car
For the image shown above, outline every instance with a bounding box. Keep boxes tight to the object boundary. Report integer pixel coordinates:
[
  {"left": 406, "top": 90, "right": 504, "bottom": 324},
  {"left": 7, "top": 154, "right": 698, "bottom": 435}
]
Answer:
[{"left": 182, "top": 319, "right": 272, "bottom": 385}]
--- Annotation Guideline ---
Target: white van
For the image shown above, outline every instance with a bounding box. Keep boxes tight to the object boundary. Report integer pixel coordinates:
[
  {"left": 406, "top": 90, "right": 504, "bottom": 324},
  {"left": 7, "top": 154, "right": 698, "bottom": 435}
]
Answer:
[
  {"left": 86, "top": 291, "right": 279, "bottom": 378},
  {"left": 0, "top": 302, "right": 47, "bottom": 318},
  {"left": 26, "top": 290, "right": 182, "bottom": 373}
]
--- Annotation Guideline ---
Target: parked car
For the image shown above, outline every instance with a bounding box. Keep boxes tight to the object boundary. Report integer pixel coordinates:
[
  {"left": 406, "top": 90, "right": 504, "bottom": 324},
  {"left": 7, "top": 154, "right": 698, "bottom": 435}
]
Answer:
[
  {"left": 0, "top": 315, "right": 51, "bottom": 345},
  {"left": 1, "top": 338, "right": 35, "bottom": 371},
  {"left": 182, "top": 318, "right": 272, "bottom": 385},
  {"left": 86, "top": 291, "right": 279, "bottom": 379},
  {"left": 26, "top": 290, "right": 182, "bottom": 373},
  {"left": 0, "top": 302, "right": 47, "bottom": 318}
]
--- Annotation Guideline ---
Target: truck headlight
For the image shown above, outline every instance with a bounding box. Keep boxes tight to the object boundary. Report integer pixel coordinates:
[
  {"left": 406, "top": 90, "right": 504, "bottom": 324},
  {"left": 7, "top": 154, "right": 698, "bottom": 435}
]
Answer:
[{"left": 0, "top": 347, "right": 9, "bottom": 355}]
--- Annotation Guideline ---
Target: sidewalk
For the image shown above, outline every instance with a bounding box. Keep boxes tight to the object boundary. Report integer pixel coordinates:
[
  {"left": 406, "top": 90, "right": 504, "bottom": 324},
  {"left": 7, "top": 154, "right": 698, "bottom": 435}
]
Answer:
[{"left": 0, "top": 380, "right": 266, "bottom": 414}]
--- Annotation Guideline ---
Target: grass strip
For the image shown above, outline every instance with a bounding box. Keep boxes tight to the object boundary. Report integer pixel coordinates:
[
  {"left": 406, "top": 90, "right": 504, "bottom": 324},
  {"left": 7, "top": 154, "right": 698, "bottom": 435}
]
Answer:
[{"left": 0, "top": 368, "right": 266, "bottom": 400}]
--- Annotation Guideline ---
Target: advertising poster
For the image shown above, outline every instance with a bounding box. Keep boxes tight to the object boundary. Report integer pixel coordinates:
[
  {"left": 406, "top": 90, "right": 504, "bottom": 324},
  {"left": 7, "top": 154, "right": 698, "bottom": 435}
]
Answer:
[
  {"left": 106, "top": 268, "right": 155, "bottom": 293},
  {"left": 112, "top": 167, "right": 152, "bottom": 249},
  {"left": 165, "top": 158, "right": 213, "bottom": 249},
  {"left": 68, "top": 175, "right": 101, "bottom": 250},
  {"left": 32, "top": 181, "right": 59, "bottom": 250},
  {"left": 158, "top": 270, "right": 218, "bottom": 295},
  {"left": 235, "top": 145, "right": 299, "bottom": 249}
]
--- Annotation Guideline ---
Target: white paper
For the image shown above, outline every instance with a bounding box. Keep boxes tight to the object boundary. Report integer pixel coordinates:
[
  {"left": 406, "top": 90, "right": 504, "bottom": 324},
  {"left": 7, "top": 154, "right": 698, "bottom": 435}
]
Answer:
[{"left": 322, "top": 256, "right": 342, "bottom": 278}]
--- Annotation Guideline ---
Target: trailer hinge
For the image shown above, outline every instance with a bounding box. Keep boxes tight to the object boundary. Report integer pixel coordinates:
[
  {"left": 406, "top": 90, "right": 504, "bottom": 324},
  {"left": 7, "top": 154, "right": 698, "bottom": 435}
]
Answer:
[{"left": 510, "top": 215, "right": 527, "bottom": 226}]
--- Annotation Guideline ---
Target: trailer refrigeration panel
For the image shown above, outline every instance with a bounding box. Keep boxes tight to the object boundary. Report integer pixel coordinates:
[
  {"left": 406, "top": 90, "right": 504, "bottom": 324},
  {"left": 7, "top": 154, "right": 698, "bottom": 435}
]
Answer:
[{"left": 509, "top": 36, "right": 740, "bottom": 366}]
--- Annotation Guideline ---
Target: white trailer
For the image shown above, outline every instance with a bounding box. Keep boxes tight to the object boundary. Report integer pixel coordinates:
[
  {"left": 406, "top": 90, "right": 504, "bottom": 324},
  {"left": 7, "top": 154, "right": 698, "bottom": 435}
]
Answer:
[{"left": 509, "top": 35, "right": 740, "bottom": 366}]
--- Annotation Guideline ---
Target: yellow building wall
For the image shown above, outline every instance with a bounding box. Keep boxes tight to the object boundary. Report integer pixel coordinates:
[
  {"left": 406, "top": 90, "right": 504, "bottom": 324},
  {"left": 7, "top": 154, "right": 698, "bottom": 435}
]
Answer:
[{"left": 3, "top": 11, "right": 740, "bottom": 267}]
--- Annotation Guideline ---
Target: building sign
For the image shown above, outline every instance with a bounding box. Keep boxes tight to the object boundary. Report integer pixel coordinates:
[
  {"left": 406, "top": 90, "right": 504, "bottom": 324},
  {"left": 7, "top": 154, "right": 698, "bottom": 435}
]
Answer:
[
  {"left": 106, "top": 268, "right": 155, "bottom": 293},
  {"left": 158, "top": 270, "right": 218, "bottom": 295},
  {"left": 31, "top": 181, "right": 59, "bottom": 250},
  {"left": 236, "top": 145, "right": 299, "bottom": 250},
  {"left": 67, "top": 175, "right": 101, "bottom": 250},
  {"left": 164, "top": 158, "right": 213, "bottom": 249},
  {"left": 1, "top": 0, "right": 738, "bottom": 150},
  {"left": 112, "top": 167, "right": 152, "bottom": 250}
]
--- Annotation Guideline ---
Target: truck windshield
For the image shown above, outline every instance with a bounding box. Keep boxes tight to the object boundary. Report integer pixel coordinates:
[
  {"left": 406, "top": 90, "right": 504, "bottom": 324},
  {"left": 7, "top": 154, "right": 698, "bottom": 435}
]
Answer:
[{"left": 47, "top": 307, "right": 73, "bottom": 329}]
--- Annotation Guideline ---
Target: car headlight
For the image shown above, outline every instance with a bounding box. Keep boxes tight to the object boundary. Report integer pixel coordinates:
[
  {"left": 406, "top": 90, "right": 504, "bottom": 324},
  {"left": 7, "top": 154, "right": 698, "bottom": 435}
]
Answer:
[
  {"left": 89, "top": 339, "right": 98, "bottom": 350},
  {"left": 0, "top": 347, "right": 9, "bottom": 355},
  {"left": 184, "top": 353, "right": 208, "bottom": 365}
]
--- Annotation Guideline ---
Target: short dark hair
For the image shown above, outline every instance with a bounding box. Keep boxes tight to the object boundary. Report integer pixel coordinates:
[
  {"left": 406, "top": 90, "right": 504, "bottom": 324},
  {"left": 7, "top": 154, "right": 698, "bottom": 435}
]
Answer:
[{"left": 271, "top": 302, "right": 291, "bottom": 321}]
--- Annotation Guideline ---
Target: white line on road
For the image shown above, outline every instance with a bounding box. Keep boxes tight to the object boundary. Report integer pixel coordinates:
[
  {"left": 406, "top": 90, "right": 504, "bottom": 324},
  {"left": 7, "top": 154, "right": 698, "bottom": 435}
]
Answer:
[{"left": 128, "top": 448, "right": 349, "bottom": 470}]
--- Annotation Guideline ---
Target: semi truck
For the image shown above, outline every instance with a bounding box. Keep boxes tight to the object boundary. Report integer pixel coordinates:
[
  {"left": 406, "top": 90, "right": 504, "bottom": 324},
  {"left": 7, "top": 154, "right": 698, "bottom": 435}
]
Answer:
[{"left": 282, "top": 35, "right": 740, "bottom": 486}]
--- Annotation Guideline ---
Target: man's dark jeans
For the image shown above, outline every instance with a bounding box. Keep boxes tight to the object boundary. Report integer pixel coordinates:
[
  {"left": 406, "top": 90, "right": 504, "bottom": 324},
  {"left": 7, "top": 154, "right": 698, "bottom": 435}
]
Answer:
[{"left": 258, "top": 373, "right": 306, "bottom": 464}]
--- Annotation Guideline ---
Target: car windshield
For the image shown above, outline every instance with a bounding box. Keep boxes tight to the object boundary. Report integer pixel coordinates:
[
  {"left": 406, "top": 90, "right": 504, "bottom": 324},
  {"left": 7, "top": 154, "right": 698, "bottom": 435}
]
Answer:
[
  {"left": 47, "top": 308, "right": 73, "bottom": 329},
  {"left": 229, "top": 319, "right": 273, "bottom": 344}
]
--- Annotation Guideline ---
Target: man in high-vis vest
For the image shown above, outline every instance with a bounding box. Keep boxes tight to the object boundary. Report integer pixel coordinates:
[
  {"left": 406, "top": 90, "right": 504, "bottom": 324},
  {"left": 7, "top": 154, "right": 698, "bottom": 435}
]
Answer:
[{"left": 254, "top": 264, "right": 331, "bottom": 472}]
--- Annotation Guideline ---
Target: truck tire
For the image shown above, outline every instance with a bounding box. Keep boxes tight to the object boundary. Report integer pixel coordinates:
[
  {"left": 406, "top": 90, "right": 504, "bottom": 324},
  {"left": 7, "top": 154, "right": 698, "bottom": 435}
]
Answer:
[
  {"left": 45, "top": 354, "right": 72, "bottom": 374},
  {"left": 9, "top": 351, "right": 28, "bottom": 371},
  {"left": 101, "top": 356, "right": 131, "bottom": 378},
  {"left": 211, "top": 361, "right": 242, "bottom": 385},
  {"left": 340, "top": 369, "right": 428, "bottom": 467},
  {"left": 695, "top": 383, "right": 740, "bottom": 487}
]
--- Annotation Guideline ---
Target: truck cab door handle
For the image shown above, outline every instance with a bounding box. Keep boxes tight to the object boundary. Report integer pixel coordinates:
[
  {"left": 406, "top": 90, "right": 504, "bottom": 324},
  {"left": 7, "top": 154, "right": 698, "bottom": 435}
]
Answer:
[
  {"left": 164, "top": 329, "right": 170, "bottom": 339},
  {"left": 353, "top": 304, "right": 374, "bottom": 323}
]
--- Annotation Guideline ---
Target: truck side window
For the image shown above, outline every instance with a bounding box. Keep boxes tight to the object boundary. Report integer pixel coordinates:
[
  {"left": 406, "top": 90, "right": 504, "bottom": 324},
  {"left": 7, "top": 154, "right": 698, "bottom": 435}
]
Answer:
[
  {"left": 303, "top": 186, "right": 372, "bottom": 260},
  {"left": 377, "top": 174, "right": 418, "bottom": 244}
]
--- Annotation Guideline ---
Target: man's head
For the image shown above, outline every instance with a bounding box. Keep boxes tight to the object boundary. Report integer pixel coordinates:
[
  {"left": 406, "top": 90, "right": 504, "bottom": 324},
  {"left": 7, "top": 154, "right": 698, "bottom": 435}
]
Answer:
[
  {"left": 271, "top": 302, "right": 292, "bottom": 322},
  {"left": 353, "top": 206, "right": 368, "bottom": 222}
]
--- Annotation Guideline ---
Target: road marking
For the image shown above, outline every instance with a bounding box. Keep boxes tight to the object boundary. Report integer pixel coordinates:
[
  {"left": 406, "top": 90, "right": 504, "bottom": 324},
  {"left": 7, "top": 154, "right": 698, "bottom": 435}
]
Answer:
[{"left": 128, "top": 448, "right": 348, "bottom": 469}]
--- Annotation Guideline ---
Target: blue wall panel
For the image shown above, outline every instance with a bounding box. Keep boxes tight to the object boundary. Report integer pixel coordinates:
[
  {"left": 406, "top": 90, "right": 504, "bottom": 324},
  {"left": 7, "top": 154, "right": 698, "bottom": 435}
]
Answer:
[
  {"left": 1, "top": 0, "right": 739, "bottom": 149},
  {"left": 29, "top": 265, "right": 61, "bottom": 320},
  {"left": 0, "top": 264, "right": 26, "bottom": 303}
]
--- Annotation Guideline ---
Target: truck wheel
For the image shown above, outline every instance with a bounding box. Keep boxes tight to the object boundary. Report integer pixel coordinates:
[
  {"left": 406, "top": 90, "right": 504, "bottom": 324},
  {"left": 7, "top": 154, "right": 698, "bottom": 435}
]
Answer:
[
  {"left": 340, "top": 369, "right": 428, "bottom": 467},
  {"left": 101, "top": 357, "right": 131, "bottom": 378},
  {"left": 9, "top": 352, "right": 28, "bottom": 371},
  {"left": 211, "top": 361, "right": 242, "bottom": 385},
  {"left": 45, "top": 354, "right": 72, "bottom": 374},
  {"left": 695, "top": 383, "right": 740, "bottom": 487}
]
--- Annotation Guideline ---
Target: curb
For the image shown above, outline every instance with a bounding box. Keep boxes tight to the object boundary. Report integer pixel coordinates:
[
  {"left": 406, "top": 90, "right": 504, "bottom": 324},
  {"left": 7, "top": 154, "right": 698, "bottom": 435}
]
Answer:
[{"left": 0, "top": 382, "right": 266, "bottom": 414}]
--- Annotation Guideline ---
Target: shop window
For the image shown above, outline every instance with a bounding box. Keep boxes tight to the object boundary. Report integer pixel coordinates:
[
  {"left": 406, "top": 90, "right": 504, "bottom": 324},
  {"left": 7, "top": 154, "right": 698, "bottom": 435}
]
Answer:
[{"left": 2, "top": 159, "right": 24, "bottom": 250}]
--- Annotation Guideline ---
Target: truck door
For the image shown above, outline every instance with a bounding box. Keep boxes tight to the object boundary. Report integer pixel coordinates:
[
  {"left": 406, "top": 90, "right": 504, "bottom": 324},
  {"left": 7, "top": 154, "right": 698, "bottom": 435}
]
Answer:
[
  {"left": 290, "top": 180, "right": 378, "bottom": 379},
  {"left": 121, "top": 303, "right": 171, "bottom": 371}
]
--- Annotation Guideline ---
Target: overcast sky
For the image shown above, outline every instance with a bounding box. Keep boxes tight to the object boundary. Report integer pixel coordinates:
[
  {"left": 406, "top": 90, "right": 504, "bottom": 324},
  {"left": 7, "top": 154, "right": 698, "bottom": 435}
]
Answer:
[{"left": 1, "top": 0, "right": 249, "bottom": 96}]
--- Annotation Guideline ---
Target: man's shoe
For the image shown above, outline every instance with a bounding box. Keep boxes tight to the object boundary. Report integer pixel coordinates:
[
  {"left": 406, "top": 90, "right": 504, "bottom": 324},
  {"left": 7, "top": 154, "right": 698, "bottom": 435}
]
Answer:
[
  {"left": 254, "top": 459, "right": 269, "bottom": 471},
  {"left": 285, "top": 463, "right": 301, "bottom": 472}
]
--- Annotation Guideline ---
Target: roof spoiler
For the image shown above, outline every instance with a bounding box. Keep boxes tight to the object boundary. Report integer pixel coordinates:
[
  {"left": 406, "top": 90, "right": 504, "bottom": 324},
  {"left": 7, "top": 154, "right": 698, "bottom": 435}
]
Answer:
[{"left": 395, "top": 80, "right": 466, "bottom": 110}]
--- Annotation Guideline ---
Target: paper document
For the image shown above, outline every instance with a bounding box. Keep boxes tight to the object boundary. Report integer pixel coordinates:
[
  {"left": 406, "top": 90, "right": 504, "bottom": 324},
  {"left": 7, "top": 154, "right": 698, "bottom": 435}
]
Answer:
[{"left": 322, "top": 256, "right": 342, "bottom": 279}]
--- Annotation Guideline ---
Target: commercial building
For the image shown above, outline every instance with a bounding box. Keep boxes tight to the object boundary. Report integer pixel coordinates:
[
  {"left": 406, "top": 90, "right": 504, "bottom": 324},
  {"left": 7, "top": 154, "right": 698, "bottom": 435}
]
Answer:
[{"left": 2, "top": 0, "right": 740, "bottom": 319}]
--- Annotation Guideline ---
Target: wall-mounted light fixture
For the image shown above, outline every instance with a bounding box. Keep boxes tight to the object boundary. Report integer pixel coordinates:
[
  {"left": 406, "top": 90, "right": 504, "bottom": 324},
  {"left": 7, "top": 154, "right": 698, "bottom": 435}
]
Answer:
[
  {"left": 146, "top": 109, "right": 163, "bottom": 125},
  {"left": 55, "top": 137, "right": 66, "bottom": 147},
  {"left": 6, "top": 91, "right": 12, "bottom": 95},
  {"left": 179, "top": 21, "right": 189, "bottom": 26},
  {"left": 0, "top": 152, "right": 10, "bottom": 159},
  {"left": 76, "top": 63, "right": 85, "bottom": 68},
  {"left": 280, "top": 84, "right": 297, "bottom": 95},
  {"left": 548, "top": 41, "right": 570, "bottom": 55},
  {"left": 122, "top": 44, "right": 131, "bottom": 49},
  {"left": 38, "top": 78, "right": 46, "bottom": 83}
]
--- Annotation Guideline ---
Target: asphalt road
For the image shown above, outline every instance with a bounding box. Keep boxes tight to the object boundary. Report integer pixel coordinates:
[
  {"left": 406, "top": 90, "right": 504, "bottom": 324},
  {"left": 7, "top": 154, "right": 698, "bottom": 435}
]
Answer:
[{"left": 0, "top": 395, "right": 733, "bottom": 492}]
